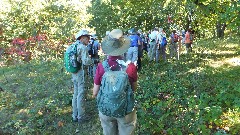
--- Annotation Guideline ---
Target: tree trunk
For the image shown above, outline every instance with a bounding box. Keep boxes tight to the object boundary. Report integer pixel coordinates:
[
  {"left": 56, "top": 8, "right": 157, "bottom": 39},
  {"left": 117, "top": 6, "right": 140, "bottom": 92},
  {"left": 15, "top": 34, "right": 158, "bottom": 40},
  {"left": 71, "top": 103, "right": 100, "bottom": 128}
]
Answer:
[{"left": 216, "top": 21, "right": 226, "bottom": 38}]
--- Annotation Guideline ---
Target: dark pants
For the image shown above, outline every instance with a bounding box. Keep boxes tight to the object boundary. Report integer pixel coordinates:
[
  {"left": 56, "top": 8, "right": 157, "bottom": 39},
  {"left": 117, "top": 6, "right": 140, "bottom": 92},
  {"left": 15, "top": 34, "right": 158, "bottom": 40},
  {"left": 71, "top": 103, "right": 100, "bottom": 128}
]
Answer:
[
  {"left": 143, "top": 43, "right": 148, "bottom": 53},
  {"left": 137, "top": 47, "right": 143, "bottom": 71},
  {"left": 159, "top": 45, "right": 166, "bottom": 61},
  {"left": 137, "top": 56, "right": 141, "bottom": 71},
  {"left": 186, "top": 43, "right": 192, "bottom": 53}
]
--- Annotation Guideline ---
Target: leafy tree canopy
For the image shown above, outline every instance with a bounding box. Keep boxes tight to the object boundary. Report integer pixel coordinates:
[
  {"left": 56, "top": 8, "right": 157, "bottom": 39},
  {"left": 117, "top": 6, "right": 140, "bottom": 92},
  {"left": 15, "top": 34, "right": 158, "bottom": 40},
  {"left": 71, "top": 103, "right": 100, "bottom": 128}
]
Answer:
[{"left": 89, "top": 0, "right": 239, "bottom": 38}]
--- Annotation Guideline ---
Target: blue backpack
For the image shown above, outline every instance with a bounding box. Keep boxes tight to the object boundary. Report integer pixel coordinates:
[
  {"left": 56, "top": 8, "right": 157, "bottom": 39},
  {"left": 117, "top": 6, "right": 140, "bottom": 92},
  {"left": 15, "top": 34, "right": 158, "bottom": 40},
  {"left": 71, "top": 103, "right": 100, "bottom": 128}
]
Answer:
[
  {"left": 161, "top": 37, "right": 168, "bottom": 47},
  {"left": 97, "top": 60, "right": 135, "bottom": 118}
]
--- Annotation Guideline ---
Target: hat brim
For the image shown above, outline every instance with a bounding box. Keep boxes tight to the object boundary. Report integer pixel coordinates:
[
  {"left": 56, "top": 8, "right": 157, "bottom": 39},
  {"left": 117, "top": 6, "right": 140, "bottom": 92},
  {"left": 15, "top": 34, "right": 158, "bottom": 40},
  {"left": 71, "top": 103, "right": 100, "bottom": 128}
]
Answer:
[
  {"left": 92, "top": 35, "right": 98, "bottom": 39},
  {"left": 102, "top": 35, "right": 130, "bottom": 56},
  {"left": 81, "top": 34, "right": 91, "bottom": 37},
  {"left": 76, "top": 34, "right": 91, "bottom": 39}
]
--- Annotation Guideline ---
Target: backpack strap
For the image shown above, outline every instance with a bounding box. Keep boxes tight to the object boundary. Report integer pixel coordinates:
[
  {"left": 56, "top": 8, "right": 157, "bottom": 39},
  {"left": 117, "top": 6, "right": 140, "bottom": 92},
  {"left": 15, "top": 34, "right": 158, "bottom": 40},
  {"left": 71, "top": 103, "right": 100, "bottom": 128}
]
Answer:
[
  {"left": 102, "top": 59, "right": 127, "bottom": 72},
  {"left": 102, "top": 60, "right": 110, "bottom": 72}
]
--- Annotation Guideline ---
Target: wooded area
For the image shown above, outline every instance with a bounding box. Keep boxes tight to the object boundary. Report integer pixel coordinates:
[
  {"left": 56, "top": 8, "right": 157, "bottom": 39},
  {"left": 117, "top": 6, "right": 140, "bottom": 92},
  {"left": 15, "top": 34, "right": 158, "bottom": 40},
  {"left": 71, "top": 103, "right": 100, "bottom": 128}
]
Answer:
[
  {"left": 0, "top": 0, "right": 239, "bottom": 64},
  {"left": 0, "top": 0, "right": 240, "bottom": 134}
]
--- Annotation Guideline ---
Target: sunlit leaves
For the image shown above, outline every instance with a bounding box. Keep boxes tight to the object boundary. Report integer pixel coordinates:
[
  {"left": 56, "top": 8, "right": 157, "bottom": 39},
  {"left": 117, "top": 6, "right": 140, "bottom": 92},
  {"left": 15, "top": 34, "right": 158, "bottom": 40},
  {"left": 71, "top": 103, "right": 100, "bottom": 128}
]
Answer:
[
  {"left": 1, "top": 0, "right": 92, "bottom": 47},
  {"left": 89, "top": 0, "right": 239, "bottom": 38}
]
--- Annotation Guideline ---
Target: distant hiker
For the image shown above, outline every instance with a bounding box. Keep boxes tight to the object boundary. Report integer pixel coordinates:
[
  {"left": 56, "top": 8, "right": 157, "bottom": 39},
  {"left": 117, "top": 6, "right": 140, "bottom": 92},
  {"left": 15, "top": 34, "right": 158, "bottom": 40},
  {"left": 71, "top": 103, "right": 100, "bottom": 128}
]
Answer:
[
  {"left": 190, "top": 27, "right": 195, "bottom": 48},
  {"left": 87, "top": 34, "right": 100, "bottom": 78},
  {"left": 137, "top": 29, "right": 144, "bottom": 71},
  {"left": 177, "top": 30, "right": 183, "bottom": 60},
  {"left": 181, "top": 29, "right": 186, "bottom": 45},
  {"left": 170, "top": 29, "right": 178, "bottom": 58},
  {"left": 156, "top": 28, "right": 167, "bottom": 61},
  {"left": 93, "top": 29, "right": 137, "bottom": 135},
  {"left": 148, "top": 27, "right": 158, "bottom": 62},
  {"left": 185, "top": 29, "right": 192, "bottom": 53},
  {"left": 71, "top": 30, "right": 93, "bottom": 123},
  {"left": 143, "top": 33, "right": 149, "bottom": 53},
  {"left": 127, "top": 28, "right": 141, "bottom": 66}
]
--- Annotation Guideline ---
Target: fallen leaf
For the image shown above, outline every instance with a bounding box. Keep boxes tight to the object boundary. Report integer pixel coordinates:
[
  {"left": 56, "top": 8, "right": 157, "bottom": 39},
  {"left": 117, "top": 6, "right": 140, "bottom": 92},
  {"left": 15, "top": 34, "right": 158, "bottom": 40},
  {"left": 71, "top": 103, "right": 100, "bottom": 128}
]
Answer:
[
  {"left": 58, "top": 121, "right": 64, "bottom": 127},
  {"left": 38, "top": 111, "right": 43, "bottom": 115}
]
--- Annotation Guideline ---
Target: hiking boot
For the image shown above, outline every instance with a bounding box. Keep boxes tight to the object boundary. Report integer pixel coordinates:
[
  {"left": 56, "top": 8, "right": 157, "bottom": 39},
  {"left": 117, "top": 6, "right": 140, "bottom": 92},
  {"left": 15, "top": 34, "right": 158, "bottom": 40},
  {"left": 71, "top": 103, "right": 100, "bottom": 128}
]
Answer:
[{"left": 78, "top": 114, "right": 91, "bottom": 123}]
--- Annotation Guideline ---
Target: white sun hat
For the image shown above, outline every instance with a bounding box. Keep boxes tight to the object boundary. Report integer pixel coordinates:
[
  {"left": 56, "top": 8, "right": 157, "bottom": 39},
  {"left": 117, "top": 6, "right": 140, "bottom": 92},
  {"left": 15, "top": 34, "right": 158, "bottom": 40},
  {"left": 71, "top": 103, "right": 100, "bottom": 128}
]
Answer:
[{"left": 75, "top": 30, "right": 91, "bottom": 39}]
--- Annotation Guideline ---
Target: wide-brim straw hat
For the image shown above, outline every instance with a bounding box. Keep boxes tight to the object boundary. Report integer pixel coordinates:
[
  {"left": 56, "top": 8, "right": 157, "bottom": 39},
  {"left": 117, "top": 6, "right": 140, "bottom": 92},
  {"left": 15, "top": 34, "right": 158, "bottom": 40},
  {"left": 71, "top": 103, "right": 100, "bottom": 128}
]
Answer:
[{"left": 102, "top": 29, "right": 130, "bottom": 56}]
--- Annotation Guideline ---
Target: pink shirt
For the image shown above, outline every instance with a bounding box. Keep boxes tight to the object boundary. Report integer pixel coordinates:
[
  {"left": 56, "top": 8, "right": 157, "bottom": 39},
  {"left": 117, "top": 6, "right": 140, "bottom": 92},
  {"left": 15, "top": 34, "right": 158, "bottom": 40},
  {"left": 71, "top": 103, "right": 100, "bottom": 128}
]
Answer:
[
  {"left": 185, "top": 32, "right": 191, "bottom": 44},
  {"left": 94, "top": 56, "right": 138, "bottom": 87}
]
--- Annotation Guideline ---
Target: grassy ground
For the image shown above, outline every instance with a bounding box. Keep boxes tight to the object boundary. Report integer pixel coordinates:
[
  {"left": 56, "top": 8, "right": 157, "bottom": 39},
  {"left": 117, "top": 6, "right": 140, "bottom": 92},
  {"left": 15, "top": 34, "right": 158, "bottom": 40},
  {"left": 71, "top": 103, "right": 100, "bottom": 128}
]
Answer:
[
  {"left": 0, "top": 59, "right": 102, "bottom": 134},
  {"left": 0, "top": 36, "right": 240, "bottom": 134}
]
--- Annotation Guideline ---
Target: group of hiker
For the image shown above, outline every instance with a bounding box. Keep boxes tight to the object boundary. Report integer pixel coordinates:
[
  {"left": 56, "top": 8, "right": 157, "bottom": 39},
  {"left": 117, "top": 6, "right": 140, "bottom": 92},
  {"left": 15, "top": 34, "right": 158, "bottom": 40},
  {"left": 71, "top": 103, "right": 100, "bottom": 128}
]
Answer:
[
  {"left": 138, "top": 27, "right": 194, "bottom": 63},
  {"left": 64, "top": 26, "right": 194, "bottom": 135}
]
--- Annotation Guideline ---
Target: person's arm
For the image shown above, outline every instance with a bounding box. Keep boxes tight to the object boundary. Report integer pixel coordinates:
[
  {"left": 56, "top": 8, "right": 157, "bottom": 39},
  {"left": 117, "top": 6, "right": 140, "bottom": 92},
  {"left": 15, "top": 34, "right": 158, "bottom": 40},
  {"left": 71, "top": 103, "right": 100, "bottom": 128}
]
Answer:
[
  {"left": 138, "top": 40, "right": 142, "bottom": 47},
  {"left": 92, "top": 63, "right": 103, "bottom": 98},
  {"left": 92, "top": 83, "right": 100, "bottom": 98}
]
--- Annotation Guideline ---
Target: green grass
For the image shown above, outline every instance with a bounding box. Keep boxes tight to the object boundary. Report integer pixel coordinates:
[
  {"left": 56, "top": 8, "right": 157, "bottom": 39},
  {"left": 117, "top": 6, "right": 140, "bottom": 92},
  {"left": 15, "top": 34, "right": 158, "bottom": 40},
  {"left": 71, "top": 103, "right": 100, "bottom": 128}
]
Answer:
[
  {"left": 0, "top": 36, "right": 240, "bottom": 134},
  {"left": 0, "top": 60, "right": 102, "bottom": 134}
]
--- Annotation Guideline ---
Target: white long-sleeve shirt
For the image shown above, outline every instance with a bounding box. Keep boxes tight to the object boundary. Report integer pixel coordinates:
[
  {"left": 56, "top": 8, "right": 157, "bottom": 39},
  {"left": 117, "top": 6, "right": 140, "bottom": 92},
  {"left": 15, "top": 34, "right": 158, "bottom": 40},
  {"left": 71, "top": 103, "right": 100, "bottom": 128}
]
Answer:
[{"left": 149, "top": 30, "right": 158, "bottom": 41}]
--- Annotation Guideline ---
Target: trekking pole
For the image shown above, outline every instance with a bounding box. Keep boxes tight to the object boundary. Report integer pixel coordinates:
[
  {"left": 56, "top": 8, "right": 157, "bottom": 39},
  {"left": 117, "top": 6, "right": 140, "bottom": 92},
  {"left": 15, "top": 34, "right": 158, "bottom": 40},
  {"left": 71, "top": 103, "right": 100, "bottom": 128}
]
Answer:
[{"left": 177, "top": 45, "right": 180, "bottom": 60}]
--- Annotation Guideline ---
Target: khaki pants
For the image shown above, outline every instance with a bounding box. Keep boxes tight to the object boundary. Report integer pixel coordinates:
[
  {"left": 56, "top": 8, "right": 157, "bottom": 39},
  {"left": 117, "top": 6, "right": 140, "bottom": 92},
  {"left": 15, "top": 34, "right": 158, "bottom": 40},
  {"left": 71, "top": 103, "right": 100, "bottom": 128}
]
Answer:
[
  {"left": 148, "top": 41, "right": 157, "bottom": 61},
  {"left": 72, "top": 70, "right": 87, "bottom": 120},
  {"left": 99, "top": 110, "right": 137, "bottom": 135}
]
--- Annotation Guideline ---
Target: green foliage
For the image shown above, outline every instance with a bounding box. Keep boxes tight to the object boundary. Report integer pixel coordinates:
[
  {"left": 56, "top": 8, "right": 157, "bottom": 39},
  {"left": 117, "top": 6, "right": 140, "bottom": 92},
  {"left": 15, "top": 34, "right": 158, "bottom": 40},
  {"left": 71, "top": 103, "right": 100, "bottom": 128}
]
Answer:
[
  {"left": 89, "top": 0, "right": 239, "bottom": 38},
  {"left": 0, "top": 0, "right": 240, "bottom": 134},
  {"left": 0, "top": 0, "right": 92, "bottom": 64},
  {"left": 135, "top": 36, "right": 240, "bottom": 134},
  {"left": 1, "top": 0, "right": 90, "bottom": 41},
  {"left": 1, "top": 35, "right": 239, "bottom": 134}
]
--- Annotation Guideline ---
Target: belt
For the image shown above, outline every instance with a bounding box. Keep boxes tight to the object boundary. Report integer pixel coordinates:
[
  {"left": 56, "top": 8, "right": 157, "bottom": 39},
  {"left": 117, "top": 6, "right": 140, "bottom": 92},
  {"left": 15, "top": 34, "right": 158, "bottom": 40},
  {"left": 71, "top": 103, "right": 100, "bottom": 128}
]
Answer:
[{"left": 150, "top": 39, "right": 156, "bottom": 42}]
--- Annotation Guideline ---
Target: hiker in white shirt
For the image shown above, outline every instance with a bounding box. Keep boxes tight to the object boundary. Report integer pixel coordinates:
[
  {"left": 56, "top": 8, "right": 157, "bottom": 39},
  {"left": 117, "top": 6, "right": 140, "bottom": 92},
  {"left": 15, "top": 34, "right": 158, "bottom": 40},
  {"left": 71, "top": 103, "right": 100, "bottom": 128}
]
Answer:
[
  {"left": 156, "top": 28, "right": 167, "bottom": 61},
  {"left": 148, "top": 27, "right": 158, "bottom": 62}
]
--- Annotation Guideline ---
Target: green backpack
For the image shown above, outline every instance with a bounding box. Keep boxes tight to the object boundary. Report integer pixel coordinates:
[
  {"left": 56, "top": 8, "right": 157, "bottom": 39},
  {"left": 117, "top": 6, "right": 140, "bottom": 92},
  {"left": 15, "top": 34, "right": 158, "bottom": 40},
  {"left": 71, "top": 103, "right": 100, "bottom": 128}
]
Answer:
[
  {"left": 97, "top": 60, "right": 135, "bottom": 118},
  {"left": 64, "top": 43, "right": 81, "bottom": 73}
]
